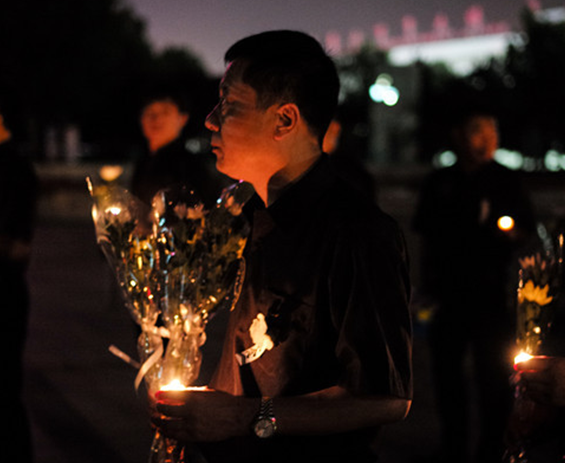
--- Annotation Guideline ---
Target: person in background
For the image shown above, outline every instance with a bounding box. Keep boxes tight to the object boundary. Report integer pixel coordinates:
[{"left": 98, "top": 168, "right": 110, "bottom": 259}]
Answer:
[
  {"left": 413, "top": 110, "right": 537, "bottom": 463},
  {"left": 0, "top": 99, "right": 38, "bottom": 463},
  {"left": 130, "top": 89, "right": 228, "bottom": 208},
  {"left": 152, "top": 30, "right": 413, "bottom": 463},
  {"left": 322, "top": 110, "right": 377, "bottom": 202}
]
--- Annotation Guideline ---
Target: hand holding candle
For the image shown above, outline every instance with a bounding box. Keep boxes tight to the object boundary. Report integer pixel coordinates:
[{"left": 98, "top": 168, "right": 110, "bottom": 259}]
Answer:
[
  {"left": 154, "top": 387, "right": 252, "bottom": 443},
  {"left": 515, "top": 356, "right": 565, "bottom": 407},
  {"left": 504, "top": 355, "right": 560, "bottom": 447}
]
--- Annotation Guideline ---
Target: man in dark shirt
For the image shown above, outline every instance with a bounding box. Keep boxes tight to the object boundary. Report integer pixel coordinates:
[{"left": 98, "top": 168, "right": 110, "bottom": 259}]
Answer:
[
  {"left": 413, "top": 112, "right": 536, "bottom": 463},
  {"left": 153, "top": 31, "right": 412, "bottom": 463}
]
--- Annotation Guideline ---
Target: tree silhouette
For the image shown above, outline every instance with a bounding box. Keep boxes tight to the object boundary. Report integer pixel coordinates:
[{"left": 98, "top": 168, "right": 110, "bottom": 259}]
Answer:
[
  {"left": 0, "top": 0, "right": 215, "bottom": 159},
  {"left": 504, "top": 8, "right": 565, "bottom": 156},
  {"left": 416, "top": 8, "right": 565, "bottom": 162}
]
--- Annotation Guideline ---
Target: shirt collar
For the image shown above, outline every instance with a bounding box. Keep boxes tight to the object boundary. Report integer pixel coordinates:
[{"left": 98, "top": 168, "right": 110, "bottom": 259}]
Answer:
[{"left": 243, "top": 154, "right": 336, "bottom": 232}]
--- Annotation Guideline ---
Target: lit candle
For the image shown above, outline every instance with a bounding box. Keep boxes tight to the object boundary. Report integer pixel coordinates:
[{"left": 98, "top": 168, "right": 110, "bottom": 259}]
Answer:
[
  {"left": 514, "top": 351, "right": 533, "bottom": 366},
  {"left": 159, "top": 379, "right": 189, "bottom": 392},
  {"left": 497, "top": 215, "right": 515, "bottom": 232},
  {"left": 158, "top": 380, "right": 208, "bottom": 393}
]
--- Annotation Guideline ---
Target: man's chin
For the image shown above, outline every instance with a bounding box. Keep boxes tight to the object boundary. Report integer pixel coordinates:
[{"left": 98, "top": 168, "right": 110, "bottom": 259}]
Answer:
[{"left": 215, "top": 160, "right": 238, "bottom": 181}]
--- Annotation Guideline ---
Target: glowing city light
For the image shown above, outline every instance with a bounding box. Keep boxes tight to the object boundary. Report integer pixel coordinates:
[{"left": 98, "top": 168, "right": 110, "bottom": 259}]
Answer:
[{"left": 369, "top": 74, "right": 400, "bottom": 106}]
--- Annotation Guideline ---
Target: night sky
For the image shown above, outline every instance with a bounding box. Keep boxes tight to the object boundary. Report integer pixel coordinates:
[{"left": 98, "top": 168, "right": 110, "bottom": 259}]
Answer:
[{"left": 126, "top": 0, "right": 564, "bottom": 75}]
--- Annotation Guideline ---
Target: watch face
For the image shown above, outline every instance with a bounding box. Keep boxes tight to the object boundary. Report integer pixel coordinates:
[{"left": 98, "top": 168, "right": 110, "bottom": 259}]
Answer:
[{"left": 253, "top": 417, "right": 276, "bottom": 438}]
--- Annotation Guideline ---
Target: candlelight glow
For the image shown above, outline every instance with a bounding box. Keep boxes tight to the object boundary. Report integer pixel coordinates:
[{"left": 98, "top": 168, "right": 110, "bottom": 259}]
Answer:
[
  {"left": 107, "top": 206, "right": 122, "bottom": 216},
  {"left": 497, "top": 215, "right": 514, "bottom": 231},
  {"left": 514, "top": 351, "right": 533, "bottom": 365},
  {"left": 159, "top": 381, "right": 208, "bottom": 393},
  {"left": 160, "top": 379, "right": 189, "bottom": 391},
  {"left": 99, "top": 165, "right": 124, "bottom": 182}
]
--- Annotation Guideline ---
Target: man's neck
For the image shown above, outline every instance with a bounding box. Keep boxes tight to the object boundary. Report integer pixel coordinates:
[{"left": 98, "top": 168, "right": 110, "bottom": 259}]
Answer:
[
  {"left": 259, "top": 150, "right": 321, "bottom": 206},
  {"left": 0, "top": 127, "right": 12, "bottom": 145},
  {"left": 148, "top": 136, "right": 178, "bottom": 154}
]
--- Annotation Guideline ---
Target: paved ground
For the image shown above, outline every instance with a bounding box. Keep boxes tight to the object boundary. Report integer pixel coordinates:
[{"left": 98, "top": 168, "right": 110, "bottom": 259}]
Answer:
[{"left": 22, "top": 217, "right": 444, "bottom": 463}]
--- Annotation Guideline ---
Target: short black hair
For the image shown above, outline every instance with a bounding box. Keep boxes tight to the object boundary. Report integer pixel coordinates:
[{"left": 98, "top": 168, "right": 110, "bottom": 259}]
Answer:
[
  {"left": 140, "top": 88, "right": 191, "bottom": 115},
  {"left": 224, "top": 30, "right": 340, "bottom": 143}
]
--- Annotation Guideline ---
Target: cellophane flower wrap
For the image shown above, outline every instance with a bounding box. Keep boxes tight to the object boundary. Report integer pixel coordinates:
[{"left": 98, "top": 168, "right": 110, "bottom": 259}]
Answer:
[
  {"left": 516, "top": 251, "right": 559, "bottom": 357},
  {"left": 504, "top": 229, "right": 564, "bottom": 463},
  {"left": 87, "top": 178, "right": 164, "bottom": 388},
  {"left": 87, "top": 178, "right": 251, "bottom": 462},
  {"left": 151, "top": 184, "right": 250, "bottom": 392}
]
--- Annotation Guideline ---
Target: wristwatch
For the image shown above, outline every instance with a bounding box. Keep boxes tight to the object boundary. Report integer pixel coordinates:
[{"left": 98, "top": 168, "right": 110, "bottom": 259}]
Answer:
[{"left": 252, "top": 397, "right": 277, "bottom": 438}]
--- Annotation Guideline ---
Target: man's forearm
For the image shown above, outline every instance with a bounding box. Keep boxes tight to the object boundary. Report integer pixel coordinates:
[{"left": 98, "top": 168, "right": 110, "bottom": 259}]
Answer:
[
  {"left": 156, "top": 385, "right": 411, "bottom": 442},
  {"left": 269, "top": 385, "right": 411, "bottom": 436}
]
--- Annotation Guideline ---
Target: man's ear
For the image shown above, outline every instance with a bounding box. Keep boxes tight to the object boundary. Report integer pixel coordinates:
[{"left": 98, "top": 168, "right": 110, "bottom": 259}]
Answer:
[{"left": 274, "top": 103, "right": 299, "bottom": 140}]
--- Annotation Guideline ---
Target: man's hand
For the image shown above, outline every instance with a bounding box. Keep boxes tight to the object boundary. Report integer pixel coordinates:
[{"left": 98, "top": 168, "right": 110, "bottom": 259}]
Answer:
[
  {"left": 516, "top": 356, "right": 565, "bottom": 407},
  {"left": 152, "top": 385, "right": 411, "bottom": 443},
  {"left": 153, "top": 388, "right": 257, "bottom": 442}
]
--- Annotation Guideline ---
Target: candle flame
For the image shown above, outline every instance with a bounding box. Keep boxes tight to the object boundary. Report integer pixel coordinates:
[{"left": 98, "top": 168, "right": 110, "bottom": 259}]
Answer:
[
  {"left": 514, "top": 351, "right": 533, "bottom": 365},
  {"left": 160, "top": 379, "right": 189, "bottom": 391},
  {"left": 159, "top": 381, "right": 208, "bottom": 394},
  {"left": 497, "top": 216, "right": 514, "bottom": 231}
]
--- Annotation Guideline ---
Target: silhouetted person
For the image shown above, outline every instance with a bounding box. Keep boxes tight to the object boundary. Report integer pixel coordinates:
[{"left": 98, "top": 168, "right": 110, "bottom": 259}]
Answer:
[
  {"left": 323, "top": 113, "right": 377, "bottom": 202},
  {"left": 0, "top": 101, "right": 38, "bottom": 463},
  {"left": 413, "top": 111, "right": 536, "bottom": 463},
  {"left": 130, "top": 90, "right": 228, "bottom": 208}
]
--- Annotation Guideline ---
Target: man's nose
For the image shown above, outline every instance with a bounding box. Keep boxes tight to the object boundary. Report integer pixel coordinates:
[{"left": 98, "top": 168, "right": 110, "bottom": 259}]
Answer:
[{"left": 205, "top": 105, "right": 220, "bottom": 132}]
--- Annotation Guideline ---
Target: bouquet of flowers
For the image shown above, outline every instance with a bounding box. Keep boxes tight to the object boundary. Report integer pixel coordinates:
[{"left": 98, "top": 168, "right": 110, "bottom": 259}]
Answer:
[
  {"left": 516, "top": 252, "right": 557, "bottom": 357},
  {"left": 505, "top": 229, "right": 564, "bottom": 463},
  {"left": 87, "top": 178, "right": 251, "bottom": 462}
]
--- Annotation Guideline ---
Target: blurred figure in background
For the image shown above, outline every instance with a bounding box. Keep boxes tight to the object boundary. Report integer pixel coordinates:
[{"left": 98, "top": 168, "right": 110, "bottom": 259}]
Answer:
[
  {"left": 0, "top": 99, "right": 38, "bottom": 463},
  {"left": 323, "top": 110, "right": 377, "bottom": 202},
  {"left": 130, "top": 89, "right": 229, "bottom": 208},
  {"left": 413, "top": 110, "right": 536, "bottom": 463}
]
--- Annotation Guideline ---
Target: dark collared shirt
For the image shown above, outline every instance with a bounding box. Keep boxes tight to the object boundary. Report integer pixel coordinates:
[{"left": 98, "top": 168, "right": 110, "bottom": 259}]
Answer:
[
  {"left": 413, "top": 160, "right": 536, "bottom": 301},
  {"left": 203, "top": 155, "right": 412, "bottom": 463}
]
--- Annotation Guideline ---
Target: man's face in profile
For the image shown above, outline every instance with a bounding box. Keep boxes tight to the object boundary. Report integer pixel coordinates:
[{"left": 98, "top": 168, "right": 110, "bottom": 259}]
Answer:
[{"left": 205, "top": 61, "right": 277, "bottom": 181}]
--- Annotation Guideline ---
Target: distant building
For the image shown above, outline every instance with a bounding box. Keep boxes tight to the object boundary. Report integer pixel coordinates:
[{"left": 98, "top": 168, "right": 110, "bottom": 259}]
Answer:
[
  {"left": 327, "top": 3, "right": 565, "bottom": 166},
  {"left": 327, "top": 4, "right": 565, "bottom": 76},
  {"left": 387, "top": 30, "right": 513, "bottom": 76}
]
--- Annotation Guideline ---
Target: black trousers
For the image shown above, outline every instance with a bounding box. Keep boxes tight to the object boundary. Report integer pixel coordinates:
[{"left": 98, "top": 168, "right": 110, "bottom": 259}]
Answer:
[
  {"left": 428, "top": 294, "right": 514, "bottom": 463},
  {"left": 2, "top": 273, "right": 33, "bottom": 463}
]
